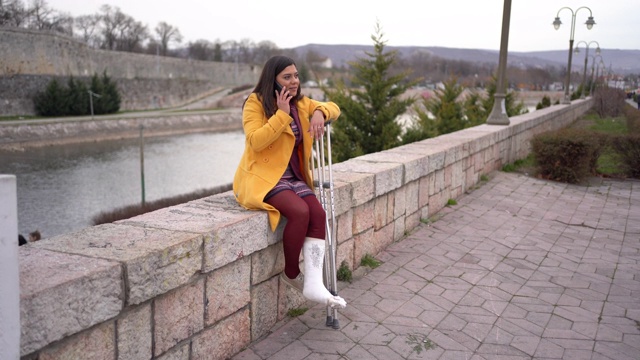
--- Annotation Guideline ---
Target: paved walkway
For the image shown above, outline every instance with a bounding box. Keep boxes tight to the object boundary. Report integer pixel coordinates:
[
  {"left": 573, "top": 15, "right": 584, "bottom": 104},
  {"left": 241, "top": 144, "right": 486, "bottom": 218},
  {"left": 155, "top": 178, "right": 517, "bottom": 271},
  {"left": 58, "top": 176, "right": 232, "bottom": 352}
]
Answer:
[{"left": 233, "top": 171, "right": 640, "bottom": 360}]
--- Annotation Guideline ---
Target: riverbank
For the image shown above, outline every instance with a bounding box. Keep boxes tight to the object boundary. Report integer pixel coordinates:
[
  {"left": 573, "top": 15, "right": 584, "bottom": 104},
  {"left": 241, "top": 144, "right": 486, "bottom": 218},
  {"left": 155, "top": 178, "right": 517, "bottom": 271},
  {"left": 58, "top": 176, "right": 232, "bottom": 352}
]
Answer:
[
  {"left": 0, "top": 109, "right": 243, "bottom": 151},
  {"left": 0, "top": 89, "right": 561, "bottom": 152}
]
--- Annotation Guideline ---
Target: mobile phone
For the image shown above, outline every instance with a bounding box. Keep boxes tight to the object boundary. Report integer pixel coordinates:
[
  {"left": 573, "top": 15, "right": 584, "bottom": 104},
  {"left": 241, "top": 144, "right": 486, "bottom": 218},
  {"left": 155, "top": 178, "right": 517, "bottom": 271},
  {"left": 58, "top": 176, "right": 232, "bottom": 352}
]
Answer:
[{"left": 274, "top": 82, "right": 283, "bottom": 93}]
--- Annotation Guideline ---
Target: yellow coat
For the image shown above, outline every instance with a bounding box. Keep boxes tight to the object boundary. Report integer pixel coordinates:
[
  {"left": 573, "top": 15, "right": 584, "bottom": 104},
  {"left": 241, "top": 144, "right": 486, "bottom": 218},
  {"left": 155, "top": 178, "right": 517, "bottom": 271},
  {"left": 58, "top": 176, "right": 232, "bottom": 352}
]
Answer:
[{"left": 232, "top": 93, "right": 340, "bottom": 231}]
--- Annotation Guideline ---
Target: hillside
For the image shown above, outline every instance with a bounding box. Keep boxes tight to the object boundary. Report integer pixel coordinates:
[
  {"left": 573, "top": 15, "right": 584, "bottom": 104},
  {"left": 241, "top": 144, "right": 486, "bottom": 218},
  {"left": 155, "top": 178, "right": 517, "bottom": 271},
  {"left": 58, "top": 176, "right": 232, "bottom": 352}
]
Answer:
[{"left": 294, "top": 44, "right": 640, "bottom": 75}]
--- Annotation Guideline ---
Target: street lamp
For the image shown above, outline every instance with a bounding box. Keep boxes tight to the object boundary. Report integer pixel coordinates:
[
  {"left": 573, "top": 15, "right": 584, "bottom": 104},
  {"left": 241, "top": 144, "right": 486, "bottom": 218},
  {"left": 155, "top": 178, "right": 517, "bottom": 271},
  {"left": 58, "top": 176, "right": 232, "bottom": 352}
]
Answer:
[
  {"left": 487, "top": 0, "right": 512, "bottom": 125},
  {"left": 589, "top": 54, "right": 603, "bottom": 95},
  {"left": 574, "top": 40, "right": 600, "bottom": 99},
  {"left": 553, "top": 6, "right": 596, "bottom": 104}
]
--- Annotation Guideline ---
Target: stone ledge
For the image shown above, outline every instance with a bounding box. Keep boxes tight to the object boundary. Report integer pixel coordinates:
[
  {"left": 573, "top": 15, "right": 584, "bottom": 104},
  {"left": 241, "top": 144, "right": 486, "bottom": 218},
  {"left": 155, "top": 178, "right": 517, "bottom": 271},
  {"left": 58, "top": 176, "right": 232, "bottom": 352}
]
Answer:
[
  {"left": 31, "top": 223, "right": 203, "bottom": 306},
  {"left": 19, "top": 247, "right": 123, "bottom": 355}
]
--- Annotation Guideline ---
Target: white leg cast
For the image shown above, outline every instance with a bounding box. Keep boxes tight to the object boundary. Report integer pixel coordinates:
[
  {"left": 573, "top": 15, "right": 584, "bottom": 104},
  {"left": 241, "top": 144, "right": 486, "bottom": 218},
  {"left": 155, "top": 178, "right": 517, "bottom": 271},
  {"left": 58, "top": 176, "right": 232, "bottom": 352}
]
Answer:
[{"left": 303, "top": 238, "right": 346, "bottom": 308}]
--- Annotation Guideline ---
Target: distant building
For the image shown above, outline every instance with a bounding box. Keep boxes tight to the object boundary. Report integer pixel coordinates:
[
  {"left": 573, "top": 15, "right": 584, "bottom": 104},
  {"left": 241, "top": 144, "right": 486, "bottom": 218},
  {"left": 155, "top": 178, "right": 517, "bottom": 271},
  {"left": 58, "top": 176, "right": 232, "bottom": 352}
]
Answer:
[{"left": 310, "top": 57, "right": 333, "bottom": 69}]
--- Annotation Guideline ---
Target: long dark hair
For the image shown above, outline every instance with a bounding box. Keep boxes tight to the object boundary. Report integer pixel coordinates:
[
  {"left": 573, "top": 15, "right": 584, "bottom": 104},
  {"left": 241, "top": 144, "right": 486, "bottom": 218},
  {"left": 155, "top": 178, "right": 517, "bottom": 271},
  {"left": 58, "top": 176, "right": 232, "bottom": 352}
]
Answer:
[{"left": 247, "top": 55, "right": 302, "bottom": 118}]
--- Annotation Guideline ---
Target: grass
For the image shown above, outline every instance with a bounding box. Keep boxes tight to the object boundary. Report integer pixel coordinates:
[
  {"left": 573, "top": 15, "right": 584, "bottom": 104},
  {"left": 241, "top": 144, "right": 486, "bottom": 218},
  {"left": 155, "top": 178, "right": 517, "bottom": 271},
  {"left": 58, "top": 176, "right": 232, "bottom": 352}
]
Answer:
[
  {"left": 336, "top": 261, "right": 353, "bottom": 282},
  {"left": 501, "top": 154, "right": 536, "bottom": 173},
  {"left": 286, "top": 307, "right": 308, "bottom": 317},
  {"left": 587, "top": 114, "right": 628, "bottom": 135},
  {"left": 360, "top": 254, "right": 381, "bottom": 269},
  {"left": 446, "top": 199, "right": 457, "bottom": 206}
]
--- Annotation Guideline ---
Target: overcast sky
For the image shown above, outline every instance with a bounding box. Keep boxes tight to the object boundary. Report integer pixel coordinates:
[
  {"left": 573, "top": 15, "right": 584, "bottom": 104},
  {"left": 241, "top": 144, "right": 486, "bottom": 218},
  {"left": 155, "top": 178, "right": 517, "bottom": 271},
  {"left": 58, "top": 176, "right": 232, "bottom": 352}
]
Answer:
[{"left": 46, "top": 0, "right": 639, "bottom": 52}]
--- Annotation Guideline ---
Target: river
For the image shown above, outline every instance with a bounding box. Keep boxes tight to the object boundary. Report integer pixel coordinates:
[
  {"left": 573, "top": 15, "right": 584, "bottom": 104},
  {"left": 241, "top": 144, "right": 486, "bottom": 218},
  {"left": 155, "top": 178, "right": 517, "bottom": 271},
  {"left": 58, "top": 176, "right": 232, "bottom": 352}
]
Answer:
[{"left": 0, "top": 130, "right": 245, "bottom": 239}]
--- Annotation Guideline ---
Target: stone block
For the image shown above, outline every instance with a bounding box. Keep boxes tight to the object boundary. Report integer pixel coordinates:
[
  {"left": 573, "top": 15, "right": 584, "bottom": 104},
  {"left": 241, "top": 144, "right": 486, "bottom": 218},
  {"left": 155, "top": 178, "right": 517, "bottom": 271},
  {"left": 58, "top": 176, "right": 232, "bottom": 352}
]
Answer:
[
  {"left": 250, "top": 276, "right": 278, "bottom": 341},
  {"left": 251, "top": 243, "right": 285, "bottom": 285},
  {"left": 117, "top": 305, "right": 152, "bottom": 360},
  {"left": 334, "top": 158, "right": 403, "bottom": 197},
  {"left": 405, "top": 210, "right": 422, "bottom": 233},
  {"left": 336, "top": 210, "right": 353, "bottom": 244},
  {"left": 405, "top": 180, "right": 419, "bottom": 215},
  {"left": 314, "top": 169, "right": 352, "bottom": 216},
  {"left": 331, "top": 168, "right": 374, "bottom": 207},
  {"left": 374, "top": 194, "right": 389, "bottom": 230},
  {"left": 353, "top": 201, "right": 374, "bottom": 235},
  {"left": 393, "top": 216, "right": 406, "bottom": 241},
  {"left": 19, "top": 247, "right": 122, "bottom": 356},
  {"left": 428, "top": 151, "right": 446, "bottom": 173},
  {"left": 277, "top": 277, "right": 307, "bottom": 320},
  {"left": 192, "top": 309, "right": 251, "bottom": 360},
  {"left": 393, "top": 186, "right": 407, "bottom": 220},
  {"left": 418, "top": 175, "right": 430, "bottom": 209},
  {"left": 118, "top": 198, "right": 271, "bottom": 273},
  {"left": 337, "top": 238, "right": 355, "bottom": 271},
  {"left": 353, "top": 228, "right": 375, "bottom": 265},
  {"left": 155, "top": 343, "right": 189, "bottom": 360},
  {"left": 205, "top": 257, "right": 251, "bottom": 326},
  {"left": 38, "top": 321, "right": 115, "bottom": 360},
  {"left": 154, "top": 279, "right": 204, "bottom": 356},
  {"left": 359, "top": 150, "right": 430, "bottom": 183},
  {"left": 375, "top": 223, "right": 395, "bottom": 252},
  {"left": 34, "top": 223, "right": 202, "bottom": 305}
]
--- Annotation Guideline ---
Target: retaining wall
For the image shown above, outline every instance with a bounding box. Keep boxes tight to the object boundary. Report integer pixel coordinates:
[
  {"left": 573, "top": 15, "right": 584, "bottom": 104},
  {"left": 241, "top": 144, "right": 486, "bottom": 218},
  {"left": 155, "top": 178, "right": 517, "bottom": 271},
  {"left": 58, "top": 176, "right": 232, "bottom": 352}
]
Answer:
[
  {"left": 18, "top": 99, "right": 593, "bottom": 359},
  {"left": 0, "top": 28, "right": 259, "bottom": 116}
]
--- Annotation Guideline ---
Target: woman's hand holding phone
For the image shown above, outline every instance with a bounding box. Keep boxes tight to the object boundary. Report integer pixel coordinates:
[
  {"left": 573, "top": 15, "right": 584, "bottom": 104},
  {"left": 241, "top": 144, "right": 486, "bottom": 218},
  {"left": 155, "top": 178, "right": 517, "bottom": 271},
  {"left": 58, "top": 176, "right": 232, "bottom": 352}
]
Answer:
[{"left": 275, "top": 82, "right": 291, "bottom": 114}]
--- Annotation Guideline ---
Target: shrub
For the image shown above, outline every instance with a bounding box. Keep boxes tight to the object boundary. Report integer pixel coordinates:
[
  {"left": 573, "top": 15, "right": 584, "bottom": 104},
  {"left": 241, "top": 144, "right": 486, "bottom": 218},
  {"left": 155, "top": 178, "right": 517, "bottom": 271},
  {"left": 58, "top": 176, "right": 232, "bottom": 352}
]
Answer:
[
  {"left": 34, "top": 79, "right": 67, "bottom": 116},
  {"left": 624, "top": 106, "right": 640, "bottom": 134},
  {"left": 536, "top": 95, "right": 551, "bottom": 110},
  {"left": 609, "top": 134, "right": 640, "bottom": 178},
  {"left": 531, "top": 128, "right": 602, "bottom": 183},
  {"left": 336, "top": 261, "right": 352, "bottom": 282},
  {"left": 34, "top": 72, "right": 121, "bottom": 117},
  {"left": 593, "top": 87, "right": 627, "bottom": 118}
]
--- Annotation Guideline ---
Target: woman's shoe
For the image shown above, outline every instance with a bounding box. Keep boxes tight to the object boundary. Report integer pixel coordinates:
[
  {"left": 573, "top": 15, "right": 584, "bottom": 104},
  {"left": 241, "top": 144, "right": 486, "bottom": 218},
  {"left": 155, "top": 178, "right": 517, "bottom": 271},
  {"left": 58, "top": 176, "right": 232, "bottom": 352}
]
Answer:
[{"left": 280, "top": 272, "right": 303, "bottom": 293}]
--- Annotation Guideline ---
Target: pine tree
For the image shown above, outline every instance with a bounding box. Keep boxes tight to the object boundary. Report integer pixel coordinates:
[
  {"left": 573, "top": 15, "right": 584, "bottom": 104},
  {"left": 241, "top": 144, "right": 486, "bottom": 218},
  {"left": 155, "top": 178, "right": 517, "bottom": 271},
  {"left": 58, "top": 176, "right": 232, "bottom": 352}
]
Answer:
[
  {"left": 425, "top": 77, "right": 466, "bottom": 135},
  {"left": 65, "top": 76, "right": 89, "bottom": 116},
  {"left": 100, "top": 70, "right": 121, "bottom": 114},
  {"left": 324, "top": 22, "right": 419, "bottom": 162},
  {"left": 89, "top": 73, "right": 106, "bottom": 115},
  {"left": 34, "top": 78, "right": 67, "bottom": 116}
]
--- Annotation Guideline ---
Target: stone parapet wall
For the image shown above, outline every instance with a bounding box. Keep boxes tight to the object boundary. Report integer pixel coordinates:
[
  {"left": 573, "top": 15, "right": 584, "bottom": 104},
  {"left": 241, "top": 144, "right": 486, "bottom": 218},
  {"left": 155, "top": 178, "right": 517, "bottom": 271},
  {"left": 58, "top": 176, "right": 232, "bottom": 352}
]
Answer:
[
  {"left": 0, "top": 28, "right": 259, "bottom": 116},
  {"left": 18, "top": 100, "right": 593, "bottom": 359}
]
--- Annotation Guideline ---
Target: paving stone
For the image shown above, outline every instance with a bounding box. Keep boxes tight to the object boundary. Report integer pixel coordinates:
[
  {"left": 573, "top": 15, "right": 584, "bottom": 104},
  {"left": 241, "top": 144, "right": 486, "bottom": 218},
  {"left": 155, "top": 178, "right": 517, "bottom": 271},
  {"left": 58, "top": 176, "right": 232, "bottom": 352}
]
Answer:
[{"left": 226, "top": 172, "right": 640, "bottom": 360}]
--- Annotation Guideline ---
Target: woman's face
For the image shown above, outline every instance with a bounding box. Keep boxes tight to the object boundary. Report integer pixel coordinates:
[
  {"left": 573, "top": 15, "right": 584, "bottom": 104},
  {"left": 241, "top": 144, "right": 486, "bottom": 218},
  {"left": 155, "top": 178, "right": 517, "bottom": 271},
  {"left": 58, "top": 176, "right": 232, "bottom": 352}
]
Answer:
[{"left": 275, "top": 65, "right": 300, "bottom": 95}]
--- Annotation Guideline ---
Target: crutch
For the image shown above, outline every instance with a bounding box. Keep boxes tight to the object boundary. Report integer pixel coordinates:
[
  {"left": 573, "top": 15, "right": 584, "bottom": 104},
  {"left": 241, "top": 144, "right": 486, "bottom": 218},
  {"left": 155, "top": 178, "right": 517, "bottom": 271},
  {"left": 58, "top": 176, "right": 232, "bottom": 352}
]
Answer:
[{"left": 311, "top": 120, "right": 340, "bottom": 329}]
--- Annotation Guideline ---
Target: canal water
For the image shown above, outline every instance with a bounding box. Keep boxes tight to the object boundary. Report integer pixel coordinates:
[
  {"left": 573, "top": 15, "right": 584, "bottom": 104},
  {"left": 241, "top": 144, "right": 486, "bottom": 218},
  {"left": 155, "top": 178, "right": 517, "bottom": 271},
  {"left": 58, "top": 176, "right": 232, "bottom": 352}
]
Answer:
[{"left": 0, "top": 130, "right": 245, "bottom": 239}]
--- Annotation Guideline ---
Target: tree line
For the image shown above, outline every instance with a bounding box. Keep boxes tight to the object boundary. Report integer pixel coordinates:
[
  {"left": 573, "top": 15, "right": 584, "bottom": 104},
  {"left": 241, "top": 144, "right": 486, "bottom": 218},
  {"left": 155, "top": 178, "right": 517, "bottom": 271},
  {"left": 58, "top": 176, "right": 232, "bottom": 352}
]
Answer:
[{"left": 5, "top": 0, "right": 636, "bottom": 91}]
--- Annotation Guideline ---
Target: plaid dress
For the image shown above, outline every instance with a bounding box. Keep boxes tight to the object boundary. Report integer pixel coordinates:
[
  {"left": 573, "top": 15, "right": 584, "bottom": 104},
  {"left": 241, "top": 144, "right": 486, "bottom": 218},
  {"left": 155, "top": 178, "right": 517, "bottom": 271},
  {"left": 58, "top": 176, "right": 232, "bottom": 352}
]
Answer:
[{"left": 264, "top": 104, "right": 314, "bottom": 200}]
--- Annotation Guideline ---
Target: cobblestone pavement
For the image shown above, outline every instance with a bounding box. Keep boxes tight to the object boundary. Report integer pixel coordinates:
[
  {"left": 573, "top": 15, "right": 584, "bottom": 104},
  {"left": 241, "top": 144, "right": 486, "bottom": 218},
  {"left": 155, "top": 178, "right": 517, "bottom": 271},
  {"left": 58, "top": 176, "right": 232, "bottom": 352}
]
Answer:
[{"left": 233, "top": 171, "right": 640, "bottom": 360}]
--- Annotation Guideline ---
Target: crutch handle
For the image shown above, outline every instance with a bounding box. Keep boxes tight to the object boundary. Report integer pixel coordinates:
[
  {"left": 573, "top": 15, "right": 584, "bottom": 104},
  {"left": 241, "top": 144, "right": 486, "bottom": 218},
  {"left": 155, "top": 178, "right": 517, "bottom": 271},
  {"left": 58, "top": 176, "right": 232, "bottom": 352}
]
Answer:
[{"left": 313, "top": 180, "right": 331, "bottom": 189}]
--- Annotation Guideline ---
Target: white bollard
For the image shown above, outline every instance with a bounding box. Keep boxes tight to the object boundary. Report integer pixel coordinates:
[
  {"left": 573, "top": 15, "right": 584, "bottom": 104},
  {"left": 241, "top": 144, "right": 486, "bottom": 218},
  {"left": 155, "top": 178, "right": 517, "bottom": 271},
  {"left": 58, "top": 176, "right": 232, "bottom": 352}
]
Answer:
[{"left": 0, "top": 175, "right": 20, "bottom": 360}]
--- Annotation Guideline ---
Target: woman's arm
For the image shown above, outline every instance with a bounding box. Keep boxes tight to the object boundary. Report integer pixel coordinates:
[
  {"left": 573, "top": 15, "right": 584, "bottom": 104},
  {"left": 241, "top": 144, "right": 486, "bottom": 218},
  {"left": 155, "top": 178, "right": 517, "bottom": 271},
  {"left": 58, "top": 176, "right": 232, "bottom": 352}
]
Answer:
[{"left": 243, "top": 94, "right": 292, "bottom": 152}]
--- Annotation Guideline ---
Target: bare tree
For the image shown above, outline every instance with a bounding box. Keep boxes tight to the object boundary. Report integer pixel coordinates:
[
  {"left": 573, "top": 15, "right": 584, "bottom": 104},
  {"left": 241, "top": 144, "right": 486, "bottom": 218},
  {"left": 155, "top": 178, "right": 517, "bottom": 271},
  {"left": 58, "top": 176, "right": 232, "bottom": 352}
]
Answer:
[
  {"left": 98, "top": 5, "right": 148, "bottom": 52},
  {"left": 0, "top": 0, "right": 28, "bottom": 27},
  {"left": 73, "top": 14, "right": 101, "bottom": 47},
  {"left": 187, "top": 39, "right": 216, "bottom": 61},
  {"left": 24, "top": 0, "right": 72, "bottom": 34},
  {"left": 155, "top": 21, "right": 182, "bottom": 56},
  {"left": 252, "top": 40, "right": 279, "bottom": 65}
]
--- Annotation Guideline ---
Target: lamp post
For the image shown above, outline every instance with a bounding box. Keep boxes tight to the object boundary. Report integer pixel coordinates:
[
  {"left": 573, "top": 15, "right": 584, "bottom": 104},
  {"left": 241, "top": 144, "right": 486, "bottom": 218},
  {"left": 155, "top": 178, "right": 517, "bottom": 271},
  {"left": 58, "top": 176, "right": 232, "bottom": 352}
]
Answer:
[
  {"left": 553, "top": 6, "right": 596, "bottom": 104},
  {"left": 574, "top": 40, "right": 600, "bottom": 99},
  {"left": 487, "top": 0, "right": 512, "bottom": 125},
  {"left": 589, "top": 54, "right": 603, "bottom": 96}
]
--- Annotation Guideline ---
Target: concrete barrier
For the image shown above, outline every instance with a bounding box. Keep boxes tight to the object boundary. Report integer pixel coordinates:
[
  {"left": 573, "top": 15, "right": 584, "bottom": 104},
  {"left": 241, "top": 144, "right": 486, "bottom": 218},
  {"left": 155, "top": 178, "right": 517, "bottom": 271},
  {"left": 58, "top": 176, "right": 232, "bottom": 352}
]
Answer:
[
  {"left": 1, "top": 175, "right": 20, "bottom": 360},
  {"left": 17, "top": 99, "right": 592, "bottom": 359}
]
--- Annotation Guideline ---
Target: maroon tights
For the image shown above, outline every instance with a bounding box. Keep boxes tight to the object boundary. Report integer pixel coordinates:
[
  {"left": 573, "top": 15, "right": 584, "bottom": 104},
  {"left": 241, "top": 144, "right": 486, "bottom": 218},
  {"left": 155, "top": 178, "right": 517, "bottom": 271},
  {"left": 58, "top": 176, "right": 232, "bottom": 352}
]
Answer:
[{"left": 265, "top": 190, "right": 326, "bottom": 279}]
